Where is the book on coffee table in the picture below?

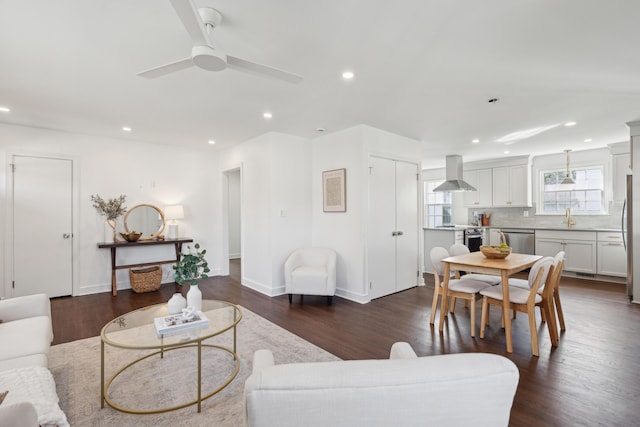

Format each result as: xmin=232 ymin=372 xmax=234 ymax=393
xmin=154 ymin=311 xmax=209 ymax=337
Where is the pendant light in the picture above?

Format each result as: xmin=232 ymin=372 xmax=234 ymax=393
xmin=561 ymin=149 xmax=575 ymax=185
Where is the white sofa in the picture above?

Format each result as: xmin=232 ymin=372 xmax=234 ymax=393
xmin=0 ymin=294 xmax=68 ymax=427
xmin=245 ymin=342 xmax=519 ymax=427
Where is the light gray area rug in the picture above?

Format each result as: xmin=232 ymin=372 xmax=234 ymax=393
xmin=49 ymin=307 xmax=340 ymax=426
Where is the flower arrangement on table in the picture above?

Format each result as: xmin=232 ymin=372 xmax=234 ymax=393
xmin=90 ymin=194 xmax=127 ymax=242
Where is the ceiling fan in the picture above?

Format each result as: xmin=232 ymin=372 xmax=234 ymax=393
xmin=137 ymin=0 xmax=303 ymax=83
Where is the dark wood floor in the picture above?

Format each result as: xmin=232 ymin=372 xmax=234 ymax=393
xmin=51 ymin=260 xmax=640 ymax=426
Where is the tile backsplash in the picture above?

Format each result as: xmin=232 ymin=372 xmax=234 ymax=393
xmin=468 ymin=201 xmax=624 ymax=230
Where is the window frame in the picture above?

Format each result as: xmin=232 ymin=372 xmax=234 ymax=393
xmin=424 ymin=180 xmax=452 ymax=227
xmin=537 ymin=163 xmax=606 ymax=215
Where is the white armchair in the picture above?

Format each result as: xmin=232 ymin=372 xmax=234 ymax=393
xmin=284 ymin=247 xmax=337 ymax=305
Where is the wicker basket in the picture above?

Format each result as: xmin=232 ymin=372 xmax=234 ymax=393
xmin=129 ymin=266 xmax=162 ymax=293
xmin=480 ymin=245 xmax=512 ymax=259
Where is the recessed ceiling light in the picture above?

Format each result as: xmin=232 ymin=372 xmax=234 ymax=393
xmin=564 ymin=121 xmax=577 ymax=127
xmin=263 ymin=112 xmax=273 ymax=119
xmin=472 ymin=139 xmax=480 ymax=144
xmin=208 ymin=140 xmax=216 ymax=145
xmin=316 ymin=127 xmax=326 ymax=133
xmin=0 ymin=106 xmax=10 ymax=113
xmin=342 ymin=71 xmax=355 ymax=80
xmin=584 ymin=138 xmax=592 ymax=142
xmin=122 ymin=126 xmax=132 ymax=132
xmin=504 ymin=150 xmax=510 ymax=154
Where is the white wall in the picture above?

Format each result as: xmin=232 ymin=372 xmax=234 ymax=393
xmin=218 ymin=132 xmax=311 ymax=296
xmin=312 ymin=125 xmax=422 ymax=303
xmin=312 ymin=126 xmax=366 ymax=300
xmin=0 ymin=123 xmax=220 ymax=297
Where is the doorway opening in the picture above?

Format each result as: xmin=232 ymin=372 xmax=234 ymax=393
xmin=222 ymin=166 xmax=242 ymax=279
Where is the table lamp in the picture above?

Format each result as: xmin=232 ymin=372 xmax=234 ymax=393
xmin=164 ymin=205 xmax=184 ymax=239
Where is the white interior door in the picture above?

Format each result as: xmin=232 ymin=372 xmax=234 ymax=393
xmin=395 ymin=160 xmax=419 ymax=291
xmin=368 ymin=157 xmax=420 ymax=299
xmin=13 ymin=156 xmax=73 ymax=297
xmin=368 ymin=157 xmax=397 ymax=299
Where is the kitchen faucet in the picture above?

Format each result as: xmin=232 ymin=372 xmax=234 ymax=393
xmin=565 ymin=207 xmax=576 ymax=228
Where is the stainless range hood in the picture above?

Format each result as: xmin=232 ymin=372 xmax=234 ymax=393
xmin=433 ymin=155 xmax=477 ymax=192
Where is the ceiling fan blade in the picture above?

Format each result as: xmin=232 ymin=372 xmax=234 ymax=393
xmin=137 ymin=57 xmax=194 ymax=79
xmin=170 ymin=0 xmax=210 ymax=46
xmin=227 ymin=55 xmax=303 ymax=84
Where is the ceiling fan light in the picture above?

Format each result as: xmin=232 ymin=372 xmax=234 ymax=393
xmin=192 ymin=45 xmax=227 ymax=71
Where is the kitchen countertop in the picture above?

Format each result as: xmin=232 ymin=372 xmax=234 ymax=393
xmin=486 ymin=226 xmax=622 ymax=233
xmin=424 ymin=226 xmax=623 ymax=233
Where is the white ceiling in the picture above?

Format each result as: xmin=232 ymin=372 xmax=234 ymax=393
xmin=1 ymin=0 xmax=639 ymax=168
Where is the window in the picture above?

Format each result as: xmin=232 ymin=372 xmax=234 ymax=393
xmin=540 ymin=166 xmax=604 ymax=214
xmin=424 ymin=181 xmax=452 ymax=227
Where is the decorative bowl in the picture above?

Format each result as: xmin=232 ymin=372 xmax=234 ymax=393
xmin=480 ymin=245 xmax=511 ymax=259
xmin=120 ymin=231 xmax=142 ymax=242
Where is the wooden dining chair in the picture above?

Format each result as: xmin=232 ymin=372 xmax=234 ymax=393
xmin=479 ymin=257 xmax=555 ymax=356
xmin=448 ymin=244 xmax=502 ymax=285
xmin=509 ymin=251 xmax=566 ymax=332
xmin=429 ymin=247 xmax=492 ymax=337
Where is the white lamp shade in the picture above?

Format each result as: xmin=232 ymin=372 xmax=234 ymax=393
xmin=164 ymin=205 xmax=184 ymax=221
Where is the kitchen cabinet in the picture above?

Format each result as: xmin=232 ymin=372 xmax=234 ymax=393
xmin=463 ymin=168 xmax=492 ymax=207
xmin=535 ymin=230 xmax=596 ymax=274
xmin=492 ymin=165 xmax=531 ymax=207
xmin=597 ymin=231 xmax=626 ymax=277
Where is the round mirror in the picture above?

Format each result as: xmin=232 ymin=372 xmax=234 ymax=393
xmin=124 ymin=204 xmax=165 ymax=240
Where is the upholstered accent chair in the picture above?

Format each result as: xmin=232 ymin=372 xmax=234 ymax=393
xmin=284 ymin=247 xmax=337 ymax=305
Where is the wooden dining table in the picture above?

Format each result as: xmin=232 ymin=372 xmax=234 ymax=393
xmin=439 ymin=251 xmax=542 ymax=353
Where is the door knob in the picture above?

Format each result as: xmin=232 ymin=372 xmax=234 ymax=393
xmin=397 ymin=231 xmax=404 ymax=236
xmin=62 ymin=233 xmax=71 ymax=239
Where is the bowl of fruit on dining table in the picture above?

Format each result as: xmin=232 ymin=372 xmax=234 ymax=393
xmin=480 ymin=243 xmax=511 ymax=259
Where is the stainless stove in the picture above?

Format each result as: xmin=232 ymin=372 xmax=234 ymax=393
xmin=464 ymin=227 xmax=485 ymax=252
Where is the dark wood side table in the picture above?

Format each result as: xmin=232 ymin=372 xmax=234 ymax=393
xmin=98 ymin=238 xmax=194 ymax=296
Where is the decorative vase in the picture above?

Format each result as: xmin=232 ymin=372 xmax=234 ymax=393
xmin=106 ymin=219 xmax=121 ymax=242
xmin=167 ymin=293 xmax=187 ymax=314
xmin=187 ymin=283 xmax=202 ymax=311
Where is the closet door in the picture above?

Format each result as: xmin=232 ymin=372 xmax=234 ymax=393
xmin=368 ymin=157 xmax=397 ymax=299
xmin=368 ymin=157 xmax=420 ymax=299
xmin=395 ymin=160 xmax=419 ymax=292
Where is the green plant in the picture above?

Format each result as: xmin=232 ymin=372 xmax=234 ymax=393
xmin=90 ymin=194 xmax=127 ymax=220
xmin=173 ymin=243 xmax=210 ymax=286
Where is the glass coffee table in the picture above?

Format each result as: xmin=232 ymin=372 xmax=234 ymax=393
xmin=100 ymin=299 xmax=242 ymax=414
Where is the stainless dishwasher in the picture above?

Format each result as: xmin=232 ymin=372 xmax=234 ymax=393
xmin=500 ymin=228 xmax=535 ymax=254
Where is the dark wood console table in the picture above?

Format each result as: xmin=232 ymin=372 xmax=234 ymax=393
xmin=98 ymin=238 xmax=193 ymax=296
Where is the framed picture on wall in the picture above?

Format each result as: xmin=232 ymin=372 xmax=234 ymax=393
xmin=323 ymin=168 xmax=346 ymax=212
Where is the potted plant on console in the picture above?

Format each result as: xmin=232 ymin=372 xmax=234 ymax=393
xmin=91 ymin=194 xmax=127 ymax=242
xmin=173 ymin=243 xmax=210 ymax=311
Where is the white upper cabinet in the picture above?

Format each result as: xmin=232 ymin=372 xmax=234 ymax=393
xmin=492 ymin=165 xmax=531 ymax=207
xmin=463 ymin=168 xmax=493 ymax=207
